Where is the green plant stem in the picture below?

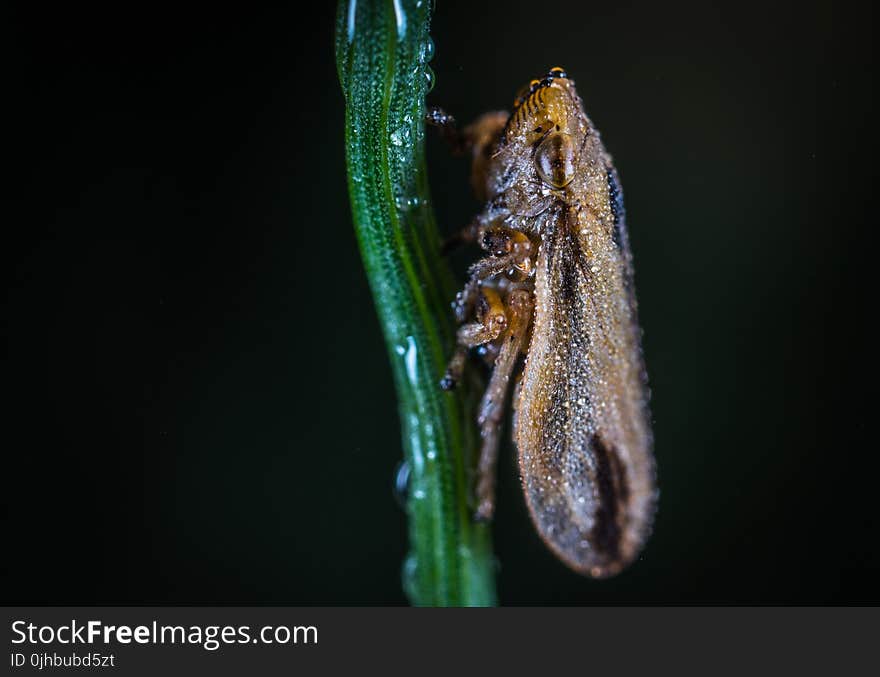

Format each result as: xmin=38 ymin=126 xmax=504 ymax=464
xmin=335 ymin=0 xmax=496 ymax=606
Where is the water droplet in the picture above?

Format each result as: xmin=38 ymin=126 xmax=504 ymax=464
xmin=402 ymin=335 xmax=419 ymax=382
xmin=346 ymin=0 xmax=358 ymax=43
xmin=402 ymin=553 xmax=420 ymax=601
xmin=390 ymin=121 xmax=412 ymax=148
xmin=392 ymin=0 xmax=407 ymax=39
xmin=425 ymin=66 xmax=435 ymax=92
xmin=393 ymin=460 xmax=410 ymax=509
xmin=395 ymin=195 xmax=426 ymax=211
xmin=424 ymin=36 xmax=435 ymax=62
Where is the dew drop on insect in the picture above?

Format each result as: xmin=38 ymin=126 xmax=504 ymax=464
xmin=423 ymin=36 xmax=435 ymax=62
xmin=425 ymin=66 xmax=435 ymax=92
xmin=393 ymin=459 xmax=410 ymax=509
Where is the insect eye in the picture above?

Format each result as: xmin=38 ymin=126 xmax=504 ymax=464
xmin=535 ymin=133 xmax=576 ymax=188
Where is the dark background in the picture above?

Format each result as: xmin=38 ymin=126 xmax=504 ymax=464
xmin=5 ymin=0 xmax=874 ymax=604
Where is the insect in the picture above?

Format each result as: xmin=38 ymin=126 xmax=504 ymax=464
xmin=429 ymin=67 xmax=656 ymax=577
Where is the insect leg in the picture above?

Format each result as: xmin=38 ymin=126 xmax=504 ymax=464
xmin=466 ymin=112 xmax=510 ymax=201
xmin=475 ymin=289 xmax=533 ymax=521
xmin=427 ymin=108 xmax=510 ymax=200
xmin=441 ymin=287 xmax=508 ymax=390
xmin=477 ymin=342 xmax=500 ymax=368
xmin=453 ymin=228 xmax=536 ymax=321
xmin=452 ymin=253 xmax=519 ymax=322
xmin=441 ymin=194 xmax=527 ymax=255
xmin=440 ymin=216 xmax=481 ymax=255
xmin=426 ymin=107 xmax=467 ymax=154
xmin=479 ymin=226 xmax=535 ymax=276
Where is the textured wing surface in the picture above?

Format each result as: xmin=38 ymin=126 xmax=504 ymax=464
xmin=514 ymin=171 xmax=655 ymax=577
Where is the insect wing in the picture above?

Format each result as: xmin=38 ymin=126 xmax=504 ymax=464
xmin=514 ymin=171 xmax=655 ymax=578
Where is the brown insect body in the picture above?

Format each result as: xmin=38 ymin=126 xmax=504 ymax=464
xmin=436 ymin=70 xmax=656 ymax=577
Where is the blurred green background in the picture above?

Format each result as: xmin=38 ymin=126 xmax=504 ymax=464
xmin=5 ymin=0 xmax=874 ymax=603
